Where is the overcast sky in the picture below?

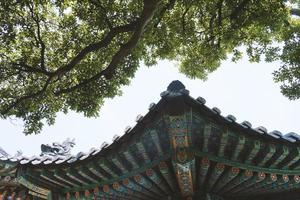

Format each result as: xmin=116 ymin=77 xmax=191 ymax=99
xmin=0 ymin=58 xmax=299 ymax=156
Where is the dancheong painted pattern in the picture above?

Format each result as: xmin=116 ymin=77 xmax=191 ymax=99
xmin=0 ymin=80 xmax=300 ymax=200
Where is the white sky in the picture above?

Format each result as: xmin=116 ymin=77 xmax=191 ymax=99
xmin=0 ymin=58 xmax=299 ymax=156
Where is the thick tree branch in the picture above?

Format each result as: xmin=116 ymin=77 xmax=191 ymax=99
xmin=181 ymin=6 xmax=190 ymax=34
xmin=55 ymin=0 xmax=161 ymax=95
xmin=0 ymin=4 xmax=139 ymax=115
xmin=154 ymin=0 xmax=176 ymax=28
xmin=0 ymin=52 xmax=50 ymax=76
xmin=1 ymin=77 xmax=52 ymax=115
xmin=53 ymin=23 xmax=136 ymax=77
xmin=28 ymin=2 xmax=46 ymax=71
xmin=11 ymin=62 xmax=52 ymax=76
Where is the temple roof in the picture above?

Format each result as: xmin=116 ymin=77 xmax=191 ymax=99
xmin=1 ymin=80 xmax=298 ymax=166
xmin=1 ymin=80 xmax=300 ymax=200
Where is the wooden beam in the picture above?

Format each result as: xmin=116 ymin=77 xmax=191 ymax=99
xmin=214 ymin=167 xmax=240 ymax=193
xmin=257 ymin=144 xmax=276 ymax=167
xmin=220 ymin=169 xmax=253 ymax=194
xmin=206 ymin=163 xmax=225 ymax=191
xmin=231 ymin=172 xmax=266 ymax=195
xmin=203 ymin=124 xmax=212 ymax=152
xmin=53 ymin=170 xmax=81 ymax=188
xmin=245 ymin=140 xmax=261 ymax=164
xmin=145 ymin=168 xmax=170 ymax=194
xmin=269 ymin=146 xmax=289 ymax=168
xmin=198 ymin=157 xmax=211 ymax=189
xmin=218 ymin=129 xmax=229 ymax=157
xmin=40 ymin=171 xmax=71 ymax=189
xmin=158 ymin=161 xmax=178 ymax=192
xmin=231 ymin=136 xmax=246 ymax=161
xmin=77 ymin=167 xmax=99 ymax=184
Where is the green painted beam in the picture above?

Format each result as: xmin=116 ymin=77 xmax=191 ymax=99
xmin=63 ymin=154 xmax=171 ymax=193
xmin=198 ymin=157 xmax=210 ymax=189
xmin=77 ymin=167 xmax=99 ymax=184
xmin=54 ymin=170 xmax=81 ymax=188
xmin=158 ymin=161 xmax=177 ymax=192
xmin=195 ymin=150 xmax=300 ymax=175
xmin=40 ymin=170 xmax=71 ymax=189
xmin=122 ymin=178 xmax=159 ymax=200
xmin=233 ymin=172 xmax=266 ymax=195
xmin=254 ymin=174 xmax=289 ymax=194
xmin=259 ymin=176 xmax=300 ymax=194
xmin=282 ymin=147 xmax=300 ymax=169
xmin=219 ymin=169 xmax=253 ymax=194
xmin=218 ymin=130 xmax=229 ymax=157
xmin=111 ymin=157 xmax=128 ymax=174
xmin=203 ymin=124 xmax=212 ymax=152
xmin=231 ymin=136 xmax=245 ymax=161
xmin=245 ymin=140 xmax=261 ymax=164
xmin=136 ymin=142 xmax=150 ymax=164
xmin=149 ymin=130 xmax=163 ymax=155
xmin=206 ymin=163 xmax=225 ymax=192
xmin=269 ymin=146 xmax=289 ymax=168
xmin=101 ymin=185 xmax=133 ymax=200
xmin=98 ymin=161 xmax=118 ymax=178
xmin=145 ymin=168 xmax=170 ymax=194
xmin=111 ymin=183 xmax=147 ymax=200
xmin=66 ymin=170 xmax=90 ymax=185
xmin=123 ymin=150 xmax=138 ymax=169
xmin=87 ymin=163 xmax=107 ymax=180
xmin=241 ymin=174 xmax=277 ymax=195
xmin=214 ymin=167 xmax=240 ymax=193
xmin=25 ymin=169 xmax=61 ymax=190
xmin=257 ymin=144 xmax=276 ymax=167
xmin=133 ymin=174 xmax=163 ymax=198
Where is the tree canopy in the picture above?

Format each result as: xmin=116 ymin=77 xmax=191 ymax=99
xmin=0 ymin=0 xmax=299 ymax=134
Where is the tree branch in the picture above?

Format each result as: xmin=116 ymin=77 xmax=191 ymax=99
xmin=28 ymin=2 xmax=46 ymax=71
xmin=10 ymin=62 xmax=52 ymax=76
xmin=55 ymin=0 xmax=161 ymax=95
xmin=154 ymin=0 xmax=176 ymax=28
xmin=0 ymin=52 xmax=50 ymax=76
xmin=1 ymin=77 xmax=52 ymax=115
xmin=53 ymin=22 xmax=136 ymax=77
xmin=181 ymin=6 xmax=190 ymax=34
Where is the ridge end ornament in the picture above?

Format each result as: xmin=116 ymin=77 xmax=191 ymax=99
xmin=40 ymin=138 xmax=75 ymax=158
xmin=161 ymin=80 xmax=190 ymax=97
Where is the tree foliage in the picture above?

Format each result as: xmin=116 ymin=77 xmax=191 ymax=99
xmin=0 ymin=0 xmax=299 ymax=134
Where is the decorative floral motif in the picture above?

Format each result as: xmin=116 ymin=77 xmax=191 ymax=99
xmin=169 ymin=115 xmax=195 ymax=197
xmin=201 ymin=157 xmax=210 ymax=166
xmin=93 ymin=187 xmax=99 ymax=195
xmin=75 ymin=191 xmax=79 ymax=199
xmin=294 ymin=175 xmax=300 ymax=183
xmin=84 ymin=190 xmax=90 ymax=197
xmin=103 ymin=185 xmax=110 ymax=193
xmin=245 ymin=170 xmax=253 ymax=177
xmin=113 ymin=182 xmax=119 ymax=190
xmin=231 ymin=167 xmax=240 ymax=175
xmin=146 ymin=169 xmax=153 ymax=177
xmin=282 ymin=174 xmax=289 ymax=183
xmin=66 ymin=192 xmax=70 ymax=200
xmin=122 ymin=178 xmax=129 ymax=186
xmin=271 ymin=174 xmax=277 ymax=181
xmin=258 ymin=172 xmax=266 ymax=180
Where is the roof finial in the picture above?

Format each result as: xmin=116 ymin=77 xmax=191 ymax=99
xmin=161 ymin=80 xmax=189 ymax=97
